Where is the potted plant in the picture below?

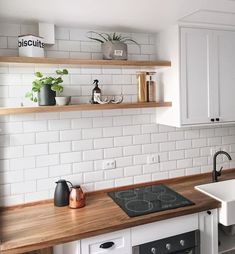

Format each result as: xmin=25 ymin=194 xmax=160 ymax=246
xmin=87 ymin=31 xmax=139 ymax=60
xmin=25 ymin=69 xmax=69 ymax=106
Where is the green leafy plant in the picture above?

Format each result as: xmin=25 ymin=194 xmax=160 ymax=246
xmin=87 ymin=31 xmax=139 ymax=45
xmin=25 ymin=69 xmax=68 ymax=102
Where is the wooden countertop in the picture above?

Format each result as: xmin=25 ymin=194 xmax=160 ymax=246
xmin=1 ymin=169 xmax=235 ymax=254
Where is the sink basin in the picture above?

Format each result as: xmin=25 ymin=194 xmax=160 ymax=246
xmin=195 ymin=179 xmax=235 ymax=226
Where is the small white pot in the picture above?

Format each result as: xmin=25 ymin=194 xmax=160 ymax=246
xmin=55 ymin=96 xmax=71 ymax=106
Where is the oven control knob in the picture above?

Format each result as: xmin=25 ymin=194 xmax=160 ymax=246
xmin=166 ymin=243 xmax=171 ymax=250
xmin=151 ymin=247 xmax=156 ymax=254
xmin=180 ymin=240 xmax=185 ymax=246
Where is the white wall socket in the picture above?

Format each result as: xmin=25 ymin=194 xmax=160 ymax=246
xmin=103 ymin=159 xmax=116 ymax=170
xmin=147 ymin=154 xmax=159 ymax=164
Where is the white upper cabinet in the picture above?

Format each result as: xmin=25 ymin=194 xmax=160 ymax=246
xmin=180 ymin=28 xmax=213 ymax=125
xmin=156 ymin=26 xmax=235 ymax=127
xmin=215 ymin=30 xmax=235 ymax=123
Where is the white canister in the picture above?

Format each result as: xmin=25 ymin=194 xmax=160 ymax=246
xmin=18 ymin=34 xmax=45 ymax=57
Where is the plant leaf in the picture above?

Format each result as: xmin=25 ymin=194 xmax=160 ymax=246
xmin=87 ymin=37 xmax=105 ymax=43
xmin=25 ymin=92 xmax=32 ymax=98
xmin=56 ymin=70 xmax=63 ymax=75
xmin=35 ymin=72 xmax=43 ymax=78
xmin=62 ymin=69 xmax=68 ymax=75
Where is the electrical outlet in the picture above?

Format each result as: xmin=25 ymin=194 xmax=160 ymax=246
xmin=102 ymin=159 xmax=116 ymax=170
xmin=147 ymin=154 xmax=159 ymax=164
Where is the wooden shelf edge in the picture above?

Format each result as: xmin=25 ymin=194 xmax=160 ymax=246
xmin=0 ymin=102 xmax=172 ymax=115
xmin=0 ymin=56 xmax=171 ymax=67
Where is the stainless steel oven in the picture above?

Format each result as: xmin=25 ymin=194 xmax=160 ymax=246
xmin=135 ymin=230 xmax=200 ymax=254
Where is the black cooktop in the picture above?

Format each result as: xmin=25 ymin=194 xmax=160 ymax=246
xmin=108 ymin=184 xmax=194 ymax=217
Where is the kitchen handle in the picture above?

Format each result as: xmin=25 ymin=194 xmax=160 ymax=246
xmin=99 ymin=241 xmax=115 ymax=249
xmin=210 ymin=118 xmax=215 ymax=122
xmin=216 ymin=118 xmax=220 ymax=122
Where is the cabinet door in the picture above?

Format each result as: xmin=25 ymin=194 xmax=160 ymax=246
xmin=53 ymin=241 xmax=80 ymax=254
xmin=214 ymin=30 xmax=235 ymax=123
xmin=81 ymin=229 xmax=131 ymax=254
xmin=180 ymin=27 xmax=215 ymax=125
xmin=199 ymin=209 xmax=218 ymax=254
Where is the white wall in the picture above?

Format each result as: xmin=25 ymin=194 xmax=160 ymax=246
xmin=0 ymin=23 xmax=235 ymax=206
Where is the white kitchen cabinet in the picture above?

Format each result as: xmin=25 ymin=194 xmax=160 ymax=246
xmin=180 ymin=28 xmax=214 ymax=125
xmin=156 ymin=25 xmax=235 ymax=127
xmin=53 ymin=240 xmax=80 ymax=254
xmin=215 ymin=30 xmax=235 ymax=123
xmin=81 ymin=229 xmax=131 ymax=254
xmin=199 ymin=209 xmax=218 ymax=254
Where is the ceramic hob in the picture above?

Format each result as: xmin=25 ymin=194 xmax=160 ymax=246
xmin=108 ymin=184 xmax=194 ymax=217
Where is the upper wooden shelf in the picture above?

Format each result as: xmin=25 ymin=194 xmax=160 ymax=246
xmin=0 ymin=56 xmax=171 ymax=68
xmin=0 ymin=102 xmax=172 ymax=115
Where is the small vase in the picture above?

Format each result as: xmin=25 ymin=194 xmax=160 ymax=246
xmin=55 ymin=96 xmax=71 ymax=106
xmin=38 ymin=84 xmax=56 ymax=106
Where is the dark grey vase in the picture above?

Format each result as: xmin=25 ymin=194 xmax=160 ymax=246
xmin=38 ymin=84 xmax=56 ymax=106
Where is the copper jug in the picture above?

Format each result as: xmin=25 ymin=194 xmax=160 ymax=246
xmin=69 ymin=185 xmax=86 ymax=209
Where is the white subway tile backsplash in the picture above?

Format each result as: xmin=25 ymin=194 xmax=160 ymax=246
xmin=36 ymin=154 xmax=59 ymax=167
xmin=73 ymin=161 xmax=93 ymax=173
xmin=83 ymin=149 xmax=103 ymax=161
xmin=72 ymin=139 xmax=93 ymax=151
xmin=84 ymin=171 xmax=103 ymax=183
xmin=49 ymin=164 xmax=72 ymax=177
xmin=10 ymin=157 xmax=35 ymax=170
xmin=123 ymin=145 xmax=141 ymax=156
xmin=49 ymin=142 xmax=71 ymax=154
xmin=95 ymin=180 xmax=114 ymax=190
xmin=105 ymin=168 xmax=123 ymax=180
xmin=134 ymin=174 xmax=151 ymax=184
xmin=0 ymin=146 xmax=23 ymax=159
xmin=24 ymin=144 xmax=48 ymax=157
xmin=133 ymin=134 xmax=150 ymax=145
xmin=114 ymin=136 xmax=132 ymax=147
xmin=11 ymin=181 xmax=36 ymax=195
xmin=23 ymin=121 xmax=47 ymax=133
xmin=2 ymin=23 xmax=235 ymax=206
xmin=60 ymin=152 xmax=81 ymax=164
xmin=82 ymin=128 xmax=102 ymax=139
xmin=94 ymin=138 xmax=113 ymax=149
xmin=72 ymin=118 xmax=93 ymax=129
xmin=103 ymin=126 xmax=122 ymax=137
xmin=177 ymin=159 xmax=192 ymax=169
xmin=115 ymin=177 xmax=133 ymax=187
xmin=24 ymin=167 xmax=48 ymax=180
xmin=104 ymin=147 xmax=122 ymax=159
xmin=36 ymin=131 xmax=59 ymax=144
xmin=60 ymin=129 xmax=81 ymax=141
xmin=124 ymin=165 xmax=142 ymax=177
xmin=10 ymin=133 xmax=35 ymax=146
xmin=48 ymin=119 xmax=70 ymax=131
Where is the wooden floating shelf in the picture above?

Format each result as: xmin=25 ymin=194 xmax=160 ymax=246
xmin=0 ymin=102 xmax=172 ymax=115
xmin=0 ymin=56 xmax=171 ymax=68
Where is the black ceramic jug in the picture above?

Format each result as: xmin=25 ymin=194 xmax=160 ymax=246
xmin=54 ymin=179 xmax=72 ymax=207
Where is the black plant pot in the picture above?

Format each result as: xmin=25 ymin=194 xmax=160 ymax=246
xmin=38 ymin=84 xmax=56 ymax=106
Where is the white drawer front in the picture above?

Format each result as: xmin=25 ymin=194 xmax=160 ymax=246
xmin=131 ymin=213 xmax=198 ymax=246
xmin=81 ymin=229 xmax=131 ymax=254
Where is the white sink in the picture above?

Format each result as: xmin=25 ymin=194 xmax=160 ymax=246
xmin=195 ymin=179 xmax=235 ymax=226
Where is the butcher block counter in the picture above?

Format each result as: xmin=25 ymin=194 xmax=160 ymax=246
xmin=1 ymin=169 xmax=235 ymax=254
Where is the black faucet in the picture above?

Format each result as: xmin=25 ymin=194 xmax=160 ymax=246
xmin=212 ymin=151 xmax=232 ymax=182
